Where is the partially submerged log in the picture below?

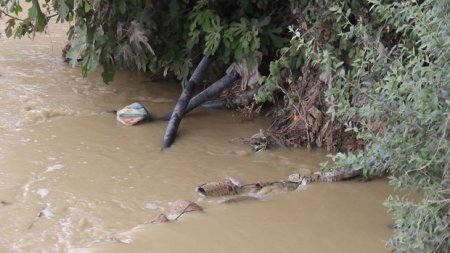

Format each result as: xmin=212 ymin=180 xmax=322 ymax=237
xmin=162 ymin=56 xmax=212 ymax=149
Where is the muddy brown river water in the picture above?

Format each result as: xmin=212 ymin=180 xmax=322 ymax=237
xmin=0 ymin=21 xmax=392 ymax=253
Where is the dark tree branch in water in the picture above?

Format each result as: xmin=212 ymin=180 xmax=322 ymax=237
xmin=162 ymin=56 xmax=212 ymax=149
xmin=158 ymin=71 xmax=240 ymax=121
xmin=184 ymin=71 xmax=239 ymax=115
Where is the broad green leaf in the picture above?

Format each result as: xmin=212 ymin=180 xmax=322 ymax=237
xmin=55 ymin=0 xmax=69 ymax=20
xmin=5 ymin=18 xmax=15 ymax=37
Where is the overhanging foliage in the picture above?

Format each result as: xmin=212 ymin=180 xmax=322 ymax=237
xmin=0 ymin=0 xmax=294 ymax=83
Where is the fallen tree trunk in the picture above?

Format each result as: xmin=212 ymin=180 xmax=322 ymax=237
xmin=162 ymin=56 xmax=212 ymax=149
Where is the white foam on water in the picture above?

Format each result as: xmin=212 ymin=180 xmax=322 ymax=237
xmin=45 ymin=164 xmax=65 ymax=173
xmin=112 ymin=235 xmax=133 ymax=244
xmin=21 ymin=183 xmax=30 ymax=198
xmin=41 ymin=203 xmax=54 ymax=218
xmin=36 ymin=188 xmax=49 ymax=198
xmin=145 ymin=202 xmax=160 ymax=210
xmin=21 ymin=179 xmax=42 ymax=198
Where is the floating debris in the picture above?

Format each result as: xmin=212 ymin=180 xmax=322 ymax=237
xmin=110 ymin=235 xmax=133 ymax=244
xmin=196 ymin=178 xmax=241 ymax=197
xmin=151 ymin=213 xmax=170 ymax=224
xmin=167 ymin=200 xmax=203 ymax=221
xmin=151 ymin=200 xmax=203 ymax=224
xmin=28 ymin=210 xmax=44 ymax=230
xmin=256 ymin=186 xmax=273 ymax=196
xmin=0 ymin=200 xmax=11 ymax=207
xmin=116 ymin=102 xmax=150 ymax=126
xmin=287 ymin=173 xmax=304 ymax=183
xmin=28 ymin=203 xmax=54 ymax=230
xmin=219 ymin=196 xmax=259 ymax=204
xmin=150 ymin=168 xmax=362 ymax=226
xmin=287 ymin=173 xmax=309 ymax=187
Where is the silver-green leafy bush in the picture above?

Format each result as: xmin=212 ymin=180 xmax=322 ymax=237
xmin=257 ymin=0 xmax=449 ymax=251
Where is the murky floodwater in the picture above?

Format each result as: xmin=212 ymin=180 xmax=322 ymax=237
xmin=0 ymin=20 xmax=392 ymax=253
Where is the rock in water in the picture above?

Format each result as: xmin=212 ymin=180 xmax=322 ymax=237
xmin=116 ymin=102 xmax=150 ymax=126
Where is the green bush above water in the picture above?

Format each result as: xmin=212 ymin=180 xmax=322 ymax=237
xmin=265 ymin=1 xmax=449 ymax=251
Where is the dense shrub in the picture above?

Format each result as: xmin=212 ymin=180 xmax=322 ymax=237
xmin=258 ymin=1 xmax=449 ymax=251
